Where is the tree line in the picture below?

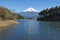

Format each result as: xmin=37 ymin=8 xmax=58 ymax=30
xmin=37 ymin=6 xmax=60 ymax=21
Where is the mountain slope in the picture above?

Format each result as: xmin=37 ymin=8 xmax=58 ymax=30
xmin=19 ymin=7 xmax=39 ymax=18
xmin=0 ymin=6 xmax=24 ymax=20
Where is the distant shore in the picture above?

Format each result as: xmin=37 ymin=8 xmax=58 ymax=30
xmin=0 ymin=20 xmax=19 ymax=27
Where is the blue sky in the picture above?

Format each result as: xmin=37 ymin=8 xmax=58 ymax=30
xmin=0 ymin=0 xmax=60 ymax=12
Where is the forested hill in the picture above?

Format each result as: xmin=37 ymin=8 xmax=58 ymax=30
xmin=37 ymin=6 xmax=60 ymax=21
xmin=0 ymin=6 xmax=24 ymax=20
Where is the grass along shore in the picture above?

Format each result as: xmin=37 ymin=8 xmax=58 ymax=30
xmin=0 ymin=20 xmax=19 ymax=27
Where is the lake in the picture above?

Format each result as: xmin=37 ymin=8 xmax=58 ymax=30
xmin=0 ymin=20 xmax=60 ymax=40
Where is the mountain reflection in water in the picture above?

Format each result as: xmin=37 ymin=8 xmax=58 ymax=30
xmin=0 ymin=20 xmax=60 ymax=40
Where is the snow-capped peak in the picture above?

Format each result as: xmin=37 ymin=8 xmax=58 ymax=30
xmin=24 ymin=7 xmax=38 ymax=12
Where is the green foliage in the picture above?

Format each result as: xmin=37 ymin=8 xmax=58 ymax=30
xmin=13 ymin=13 xmax=24 ymax=19
xmin=38 ymin=6 xmax=60 ymax=21
xmin=0 ymin=6 xmax=24 ymax=20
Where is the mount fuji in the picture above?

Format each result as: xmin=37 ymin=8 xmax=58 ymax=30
xmin=19 ymin=7 xmax=39 ymax=18
xmin=23 ymin=7 xmax=38 ymax=12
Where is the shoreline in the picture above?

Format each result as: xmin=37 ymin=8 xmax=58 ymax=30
xmin=0 ymin=20 xmax=19 ymax=27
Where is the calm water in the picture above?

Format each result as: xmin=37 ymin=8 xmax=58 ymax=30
xmin=0 ymin=20 xmax=60 ymax=40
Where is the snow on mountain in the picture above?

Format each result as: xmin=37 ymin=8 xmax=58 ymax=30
xmin=23 ymin=7 xmax=38 ymax=12
xmin=19 ymin=7 xmax=39 ymax=18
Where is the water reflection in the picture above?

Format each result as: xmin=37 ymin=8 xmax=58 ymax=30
xmin=0 ymin=25 xmax=17 ymax=40
xmin=0 ymin=20 xmax=60 ymax=40
xmin=38 ymin=21 xmax=60 ymax=40
xmin=27 ymin=20 xmax=40 ymax=40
